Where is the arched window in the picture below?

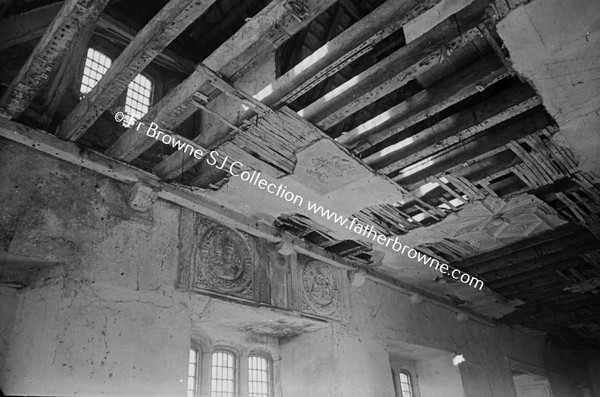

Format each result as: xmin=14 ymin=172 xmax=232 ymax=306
xmin=211 ymin=350 xmax=236 ymax=397
xmin=125 ymin=73 xmax=153 ymax=117
xmin=80 ymin=48 xmax=112 ymax=95
xmin=248 ymin=354 xmax=272 ymax=397
xmin=397 ymin=370 xmax=414 ymax=397
xmin=188 ymin=348 xmax=199 ymax=397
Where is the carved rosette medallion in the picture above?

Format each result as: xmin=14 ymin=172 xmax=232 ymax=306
xmin=193 ymin=223 xmax=254 ymax=298
xmin=302 ymin=260 xmax=340 ymax=318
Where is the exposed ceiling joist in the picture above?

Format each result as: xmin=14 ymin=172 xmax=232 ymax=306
xmin=56 ymin=0 xmax=219 ymax=141
xmin=154 ymin=0 xmax=457 ymax=182
xmin=0 ymin=0 xmax=110 ymax=119
xmin=299 ymin=23 xmax=484 ymax=130
xmin=377 ymin=95 xmax=542 ymax=176
xmin=104 ymin=0 xmax=337 ymax=164
xmin=0 ymin=2 xmax=63 ymax=51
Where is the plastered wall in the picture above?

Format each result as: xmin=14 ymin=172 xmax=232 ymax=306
xmin=497 ymin=0 xmax=600 ymax=178
xmin=0 ymin=140 xmax=596 ymax=396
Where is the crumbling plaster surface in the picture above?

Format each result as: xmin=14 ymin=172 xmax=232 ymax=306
xmin=0 ymin=141 xmax=281 ymax=396
xmin=0 ymin=141 xmax=592 ymax=396
xmin=498 ymin=0 xmax=600 ymax=177
xmin=280 ymin=276 xmax=589 ymax=397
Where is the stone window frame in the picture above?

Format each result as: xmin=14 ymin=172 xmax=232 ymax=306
xmin=75 ymin=41 xmax=163 ymax=118
xmin=247 ymin=350 xmax=273 ymax=397
xmin=189 ymin=342 xmax=274 ymax=397
xmin=394 ymin=369 xmax=415 ymax=397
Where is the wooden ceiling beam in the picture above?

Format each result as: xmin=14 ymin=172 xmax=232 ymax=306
xmin=192 ymin=0 xmax=259 ymax=61
xmin=95 ymin=13 xmax=196 ymax=75
xmin=371 ymin=85 xmax=539 ymax=173
xmin=453 ymin=224 xmax=583 ymax=269
xmin=519 ymin=310 xmax=600 ymax=330
xmin=499 ymin=279 xmax=565 ymax=299
xmin=0 ymin=3 xmax=195 ymax=75
xmin=486 ymin=250 xmax=596 ymax=290
xmin=347 ymin=66 xmax=510 ymax=154
xmin=510 ymin=293 xmax=600 ymax=317
xmin=393 ymin=109 xmax=551 ymax=186
xmin=0 ymin=2 xmax=63 ymax=51
xmin=0 ymin=0 xmax=110 ymax=119
xmin=268 ymin=0 xmax=444 ymax=108
xmin=57 ymin=0 xmax=218 ymax=142
xmin=298 ymin=20 xmax=482 ymax=130
xmin=40 ymin=22 xmax=95 ymax=126
xmin=153 ymin=0 xmax=457 ymax=181
xmin=104 ymin=0 xmax=336 ymax=165
xmin=472 ymin=231 xmax=595 ymax=275
xmin=383 ymin=96 xmax=541 ymax=175
xmin=339 ymin=54 xmax=503 ymax=150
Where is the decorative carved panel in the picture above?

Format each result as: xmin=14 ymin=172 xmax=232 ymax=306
xmin=178 ymin=216 xmax=256 ymax=300
xmin=301 ymin=259 xmax=341 ymax=319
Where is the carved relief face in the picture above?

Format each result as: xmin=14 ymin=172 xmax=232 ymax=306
xmin=194 ymin=225 xmax=253 ymax=296
xmin=209 ymin=236 xmax=243 ymax=281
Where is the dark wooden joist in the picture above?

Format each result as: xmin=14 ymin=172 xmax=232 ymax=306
xmin=104 ymin=0 xmax=336 ymax=165
xmin=498 ymin=278 xmax=566 ymax=299
xmin=0 ymin=2 xmax=195 ymax=75
xmin=472 ymin=231 xmax=596 ymax=276
xmin=510 ymin=284 xmax=576 ymax=303
xmin=370 ymin=84 xmax=539 ymax=173
xmin=339 ymin=54 xmax=504 ymax=150
xmin=380 ymin=95 xmax=542 ymax=175
xmin=0 ymin=0 xmax=110 ymax=119
xmin=299 ymin=0 xmax=498 ymax=131
xmin=518 ymin=310 xmax=600 ymax=330
xmin=485 ymin=243 xmax=599 ymax=290
xmin=152 ymin=0 xmax=448 ymax=182
xmin=192 ymin=0 xmax=260 ymax=60
xmin=452 ymin=224 xmax=583 ymax=270
xmin=298 ymin=23 xmax=484 ymax=130
xmin=393 ymin=108 xmax=551 ymax=187
xmin=349 ymin=67 xmax=511 ymax=155
xmin=95 ymin=13 xmax=196 ymax=76
xmin=0 ymin=2 xmax=63 ymax=51
xmin=270 ymin=0 xmax=445 ymax=108
xmin=0 ymin=0 xmax=16 ymax=20
xmin=57 ymin=0 xmax=218 ymax=142
xmin=510 ymin=292 xmax=600 ymax=318
xmin=40 ymin=22 xmax=95 ymax=126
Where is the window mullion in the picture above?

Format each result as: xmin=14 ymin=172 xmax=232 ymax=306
xmin=199 ymin=351 xmax=212 ymax=397
xmin=239 ymin=352 xmax=249 ymax=397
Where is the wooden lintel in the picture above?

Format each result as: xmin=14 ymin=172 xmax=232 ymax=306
xmin=0 ymin=0 xmax=111 ymax=119
xmin=57 ymin=0 xmax=218 ymax=142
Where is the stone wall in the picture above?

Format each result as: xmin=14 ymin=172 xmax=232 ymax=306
xmin=0 ymin=140 xmax=596 ymax=396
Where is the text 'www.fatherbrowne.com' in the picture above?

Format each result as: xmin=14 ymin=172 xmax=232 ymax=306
xmin=115 ymin=112 xmax=484 ymax=291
